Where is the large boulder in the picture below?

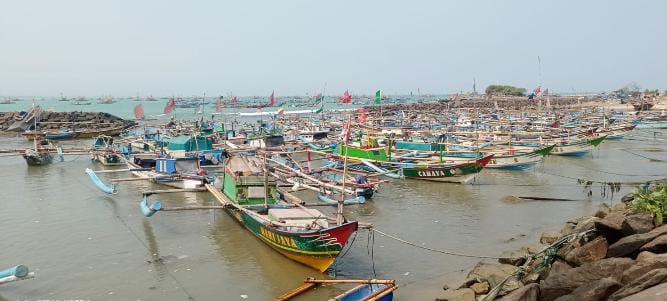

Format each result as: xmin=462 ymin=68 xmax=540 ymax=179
xmin=465 ymin=262 xmax=522 ymax=295
xmin=622 ymin=213 xmax=655 ymax=235
xmin=595 ymin=211 xmax=627 ymax=243
xmin=594 ymin=203 xmax=611 ymax=219
xmin=497 ymin=283 xmax=539 ymax=301
xmin=640 ymin=234 xmax=667 ymax=254
xmin=500 ymin=249 xmax=529 ymax=266
xmin=539 ymin=257 xmax=634 ymax=301
xmin=622 ymin=251 xmax=667 ymax=284
xmin=552 ymin=277 xmax=621 ymax=301
xmin=616 ymin=282 xmax=667 ymax=301
xmin=540 ymin=232 xmax=561 ymax=245
xmin=437 ymin=288 xmax=475 ymax=301
xmin=470 ymin=281 xmax=489 ymax=295
xmin=608 ymin=268 xmax=667 ymax=300
xmin=607 ymin=225 xmax=667 ymax=258
xmin=563 ymin=236 xmax=608 ymax=266
xmin=621 ymin=193 xmax=634 ymax=203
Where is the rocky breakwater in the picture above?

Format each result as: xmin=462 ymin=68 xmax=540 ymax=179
xmin=0 ymin=111 xmax=135 ymax=132
xmin=437 ymin=197 xmax=667 ymax=301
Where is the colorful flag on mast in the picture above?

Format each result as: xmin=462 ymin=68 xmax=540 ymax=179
xmin=374 ymin=90 xmax=382 ymax=104
xmin=268 ymin=91 xmax=275 ymax=106
xmin=134 ymin=104 xmax=145 ymax=120
xmin=356 ymin=108 xmax=366 ymax=123
xmin=341 ymin=90 xmax=351 ymax=104
xmin=163 ymin=98 xmax=176 ymax=114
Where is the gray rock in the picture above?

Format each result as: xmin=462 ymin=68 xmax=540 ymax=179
xmin=539 ymin=257 xmax=634 ymax=301
xmin=553 ymin=277 xmax=621 ymax=301
xmin=622 ymin=251 xmax=667 ymax=284
xmin=617 ymin=281 xmax=667 ymax=301
xmin=563 ymin=236 xmax=608 ymax=266
xmin=621 ymin=193 xmax=634 ymax=203
xmin=640 ymin=234 xmax=667 ymax=254
xmin=438 ymin=288 xmax=475 ymax=301
xmin=622 ymin=213 xmax=655 ymax=235
xmin=608 ymin=268 xmax=667 ymax=301
xmin=607 ymin=225 xmax=667 ymax=257
xmin=497 ymin=283 xmax=539 ymax=301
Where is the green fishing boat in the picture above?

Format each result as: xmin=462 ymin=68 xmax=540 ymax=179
xmin=208 ymin=154 xmax=358 ymax=272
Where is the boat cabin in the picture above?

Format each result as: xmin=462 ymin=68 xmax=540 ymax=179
xmin=167 ymin=135 xmax=213 ymax=156
xmin=155 ymin=157 xmax=200 ymax=174
xmin=220 ymin=155 xmax=277 ymax=206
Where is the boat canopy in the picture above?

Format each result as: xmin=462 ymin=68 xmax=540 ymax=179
xmin=167 ymin=135 xmax=213 ymax=152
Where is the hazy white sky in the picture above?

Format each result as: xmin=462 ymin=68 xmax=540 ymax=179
xmin=0 ymin=0 xmax=665 ymax=96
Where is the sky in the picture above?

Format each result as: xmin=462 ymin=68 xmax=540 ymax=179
xmin=0 ymin=0 xmax=665 ymax=97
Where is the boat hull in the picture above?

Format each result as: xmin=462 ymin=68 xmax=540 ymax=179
xmin=399 ymin=155 xmax=493 ymax=184
xmin=227 ymin=208 xmax=358 ymax=272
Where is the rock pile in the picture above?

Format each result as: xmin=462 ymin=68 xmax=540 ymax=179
xmin=0 ymin=111 xmax=135 ymax=131
xmin=437 ymin=197 xmax=667 ymax=301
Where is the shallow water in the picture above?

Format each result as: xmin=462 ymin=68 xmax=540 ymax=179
xmin=1 ymin=130 xmax=666 ymax=300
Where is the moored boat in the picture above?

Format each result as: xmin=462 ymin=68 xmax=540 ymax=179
xmin=208 ymin=154 xmax=358 ymax=272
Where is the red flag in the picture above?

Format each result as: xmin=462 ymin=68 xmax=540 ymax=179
xmin=268 ymin=91 xmax=275 ymax=106
xmin=341 ymin=90 xmax=352 ymax=104
xmin=163 ymin=98 xmax=175 ymax=114
xmin=534 ymin=86 xmax=541 ymax=96
xmin=356 ymin=108 xmax=366 ymax=123
xmin=134 ymin=104 xmax=145 ymax=120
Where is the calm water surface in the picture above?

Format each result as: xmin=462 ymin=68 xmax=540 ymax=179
xmin=1 ymin=128 xmax=666 ymax=300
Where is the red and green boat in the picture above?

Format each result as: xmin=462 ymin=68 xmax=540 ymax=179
xmin=207 ymin=154 xmax=358 ymax=272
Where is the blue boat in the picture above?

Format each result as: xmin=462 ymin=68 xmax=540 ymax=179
xmin=275 ymin=278 xmax=397 ymax=301
xmin=46 ymin=129 xmax=76 ymax=140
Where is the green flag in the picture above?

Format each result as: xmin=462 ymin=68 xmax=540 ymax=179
xmin=374 ymin=90 xmax=382 ymax=104
xmin=315 ymin=104 xmax=323 ymax=114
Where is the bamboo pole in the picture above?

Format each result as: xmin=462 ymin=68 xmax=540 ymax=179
xmin=142 ymin=188 xmax=207 ymax=195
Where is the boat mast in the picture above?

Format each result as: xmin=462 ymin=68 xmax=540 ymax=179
xmin=337 ymin=115 xmax=351 ymax=226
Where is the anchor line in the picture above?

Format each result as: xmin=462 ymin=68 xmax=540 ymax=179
xmin=368 ymin=228 xmax=501 ymax=259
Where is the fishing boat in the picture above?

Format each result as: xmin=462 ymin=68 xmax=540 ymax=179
xmin=90 ymin=135 xmax=124 ymax=166
xmin=549 ymin=136 xmax=606 ymax=156
xmin=73 ymin=97 xmax=92 ymax=105
xmin=45 ymin=129 xmax=77 ymax=140
xmin=126 ymin=155 xmax=208 ymax=189
xmin=397 ymin=155 xmax=494 ymax=183
xmin=333 ymin=144 xmax=493 ymax=183
xmin=207 ymin=154 xmax=358 ymax=272
xmin=276 ymin=278 xmax=397 ymax=301
xmin=484 ymin=145 xmax=554 ymax=170
xmin=23 ymin=136 xmax=54 ymax=166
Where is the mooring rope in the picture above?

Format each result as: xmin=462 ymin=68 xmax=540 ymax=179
xmin=619 ymin=148 xmax=667 ymax=162
xmin=369 ymin=228 xmax=501 ymax=259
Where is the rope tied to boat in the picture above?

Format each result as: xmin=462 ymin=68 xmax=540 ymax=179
xmin=369 ymin=228 xmax=502 ymax=259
